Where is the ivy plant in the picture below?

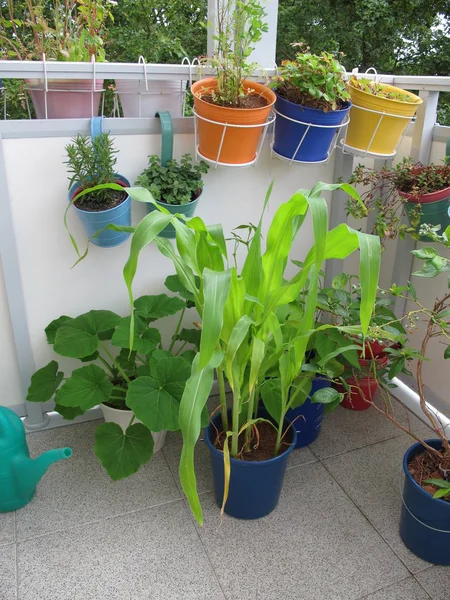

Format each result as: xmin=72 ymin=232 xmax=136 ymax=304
xmin=135 ymin=154 xmax=209 ymax=206
xmin=26 ymin=278 xmax=201 ymax=480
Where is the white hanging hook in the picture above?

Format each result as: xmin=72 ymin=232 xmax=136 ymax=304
xmin=42 ymin=53 xmax=48 ymax=119
xmin=138 ymin=56 xmax=149 ymax=92
xmin=365 ymin=67 xmax=380 ymax=84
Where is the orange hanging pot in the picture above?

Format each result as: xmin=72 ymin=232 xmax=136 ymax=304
xmin=192 ymin=78 xmax=276 ymax=166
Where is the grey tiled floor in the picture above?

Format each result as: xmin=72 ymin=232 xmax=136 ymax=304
xmin=3 ymin=398 xmax=449 ymax=600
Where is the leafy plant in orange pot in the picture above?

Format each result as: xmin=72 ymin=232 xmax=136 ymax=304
xmin=192 ymin=0 xmax=276 ymax=166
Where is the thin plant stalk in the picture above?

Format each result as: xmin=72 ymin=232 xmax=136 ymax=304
xmin=217 ymin=365 xmax=228 ymax=432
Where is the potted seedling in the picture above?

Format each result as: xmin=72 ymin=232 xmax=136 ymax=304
xmin=344 ymin=75 xmax=422 ymax=155
xmin=270 ymin=47 xmax=351 ymax=163
xmin=0 ymin=0 xmax=112 ymax=118
xmin=26 ymin=282 xmax=201 ymax=479
xmin=120 ymin=180 xmax=382 ymax=522
xmin=135 ymin=154 xmax=209 ymax=238
xmin=349 ymin=158 xmax=450 ymax=240
xmin=65 ymin=132 xmax=131 ymax=251
xmin=192 ymin=0 xmax=276 ymax=165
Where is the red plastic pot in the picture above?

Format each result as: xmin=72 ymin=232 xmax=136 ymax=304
xmin=338 ymin=354 xmax=388 ymax=411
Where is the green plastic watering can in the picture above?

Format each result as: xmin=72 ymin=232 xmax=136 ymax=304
xmin=0 ymin=406 xmax=72 ymax=512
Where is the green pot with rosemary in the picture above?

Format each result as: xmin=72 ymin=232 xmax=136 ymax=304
xmin=135 ymin=154 xmax=209 ymax=238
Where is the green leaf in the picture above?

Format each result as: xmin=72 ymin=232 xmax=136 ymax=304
xmin=27 ymin=361 xmax=64 ymax=402
xmin=148 ymin=349 xmax=173 ymax=372
xmin=116 ymin=348 xmax=137 ymax=370
xmin=53 ymin=310 xmax=121 ymax=358
xmin=80 ymin=351 xmax=100 ymax=363
xmin=54 ymin=404 xmax=85 ymax=420
xmin=444 ymin=346 xmax=450 ymax=359
xmin=177 ymin=328 xmax=201 ymax=346
xmin=56 ymin=365 xmax=113 ymax=410
xmin=125 ymin=357 xmax=191 ymax=431
xmin=411 ymin=247 xmax=438 ymax=259
xmin=199 ymin=269 xmax=232 ymax=369
xmin=94 ymin=422 xmax=154 ymax=480
xmin=181 ymin=350 xmax=197 ymax=363
xmin=134 ymin=294 xmax=185 ymax=321
xmin=45 ymin=316 xmax=72 ymax=344
xmin=434 ymin=488 xmax=450 ymax=499
xmin=353 ymin=230 xmax=381 ymax=334
xmin=260 ymin=379 xmax=282 ymax=424
xmin=424 ymin=478 xmax=450 ymax=489
xmin=413 ymin=257 xmax=449 ymax=278
xmin=310 ymin=387 xmax=342 ymax=404
xmin=124 ymin=186 xmax=158 ymax=205
xmin=111 ymin=317 xmax=161 ymax=353
xmin=164 ymin=274 xmax=195 ymax=304
xmin=332 ymin=273 xmax=349 ymax=289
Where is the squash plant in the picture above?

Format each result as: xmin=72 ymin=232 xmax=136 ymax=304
xmin=26 ymin=284 xmax=201 ymax=480
xmin=119 ymin=181 xmax=381 ymax=524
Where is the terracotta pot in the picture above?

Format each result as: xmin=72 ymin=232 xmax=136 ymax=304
xmin=192 ymin=78 xmax=276 ymax=165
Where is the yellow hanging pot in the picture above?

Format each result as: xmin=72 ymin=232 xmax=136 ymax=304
xmin=345 ymin=81 xmax=422 ymax=155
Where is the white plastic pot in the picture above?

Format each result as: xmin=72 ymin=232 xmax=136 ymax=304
xmin=115 ymin=79 xmax=186 ymax=118
xmin=100 ymin=403 xmax=167 ymax=454
xmin=27 ymin=79 xmax=104 ymax=119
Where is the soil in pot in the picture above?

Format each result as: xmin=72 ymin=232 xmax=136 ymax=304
xmin=276 ymin=84 xmax=348 ymax=112
xmin=201 ymin=93 xmax=269 ymax=109
xmin=74 ymin=187 xmax=127 ymax=212
xmin=213 ymin=420 xmax=292 ymax=461
xmin=408 ymin=447 xmax=450 ymax=502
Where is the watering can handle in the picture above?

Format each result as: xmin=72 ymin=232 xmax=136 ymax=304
xmin=156 ymin=111 xmax=173 ymax=167
xmin=90 ymin=116 xmax=104 ymax=140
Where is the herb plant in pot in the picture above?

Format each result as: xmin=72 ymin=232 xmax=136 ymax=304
xmin=348 ymin=158 xmax=450 ymax=240
xmin=65 ymin=132 xmax=131 ymax=250
xmin=26 ymin=284 xmax=200 ymax=479
xmin=121 ymin=180 xmax=382 ymax=522
xmin=344 ymin=75 xmax=422 ymax=156
xmin=270 ymin=49 xmax=351 ymax=163
xmin=192 ymin=0 xmax=276 ymax=165
xmin=0 ymin=0 xmax=112 ymax=118
xmin=135 ymin=154 xmax=209 ymax=238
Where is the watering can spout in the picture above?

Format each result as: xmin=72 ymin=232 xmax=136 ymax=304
xmin=13 ymin=448 xmax=72 ymax=493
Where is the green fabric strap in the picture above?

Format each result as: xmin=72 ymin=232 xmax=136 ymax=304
xmin=156 ymin=111 xmax=173 ymax=167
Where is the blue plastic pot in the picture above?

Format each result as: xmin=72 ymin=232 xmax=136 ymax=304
xmin=399 ymin=439 xmax=450 ymax=565
xmin=205 ymin=409 xmax=297 ymax=519
xmin=273 ymin=94 xmax=351 ymax=163
xmin=69 ymin=174 xmax=131 ymax=248
xmin=286 ymin=377 xmax=330 ymax=448
xmin=147 ymin=189 xmax=202 ymax=239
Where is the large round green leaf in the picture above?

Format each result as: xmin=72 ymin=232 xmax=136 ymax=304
xmin=45 ymin=316 xmax=72 ymax=344
xmin=56 ymin=365 xmax=113 ymax=410
xmin=111 ymin=316 xmax=161 ymax=353
xmin=94 ymin=422 xmax=154 ymax=480
xmin=54 ymin=404 xmax=85 ymax=420
xmin=126 ymin=356 xmax=190 ymax=431
xmin=134 ymin=293 xmax=185 ymax=321
xmin=26 ymin=361 xmax=63 ymax=403
xmin=53 ymin=310 xmax=121 ymax=358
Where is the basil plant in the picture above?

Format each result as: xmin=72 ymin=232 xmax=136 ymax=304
xmin=26 ymin=285 xmax=201 ymax=480
xmin=120 ymin=181 xmax=381 ymax=524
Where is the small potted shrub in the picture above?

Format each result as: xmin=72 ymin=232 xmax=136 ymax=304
xmin=192 ymin=0 xmax=276 ymax=165
xmin=26 ymin=283 xmax=201 ymax=479
xmin=349 ymin=158 xmax=450 ymax=240
xmin=0 ymin=0 xmax=112 ymax=118
xmin=135 ymin=154 xmax=209 ymax=238
xmin=65 ymin=132 xmax=131 ymax=249
xmin=345 ymin=75 xmax=422 ymax=155
xmin=120 ymin=179 xmax=382 ymax=522
xmin=270 ymin=48 xmax=351 ymax=163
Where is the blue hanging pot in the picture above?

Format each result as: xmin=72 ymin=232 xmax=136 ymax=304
xmin=273 ymin=94 xmax=351 ymax=163
xmin=69 ymin=174 xmax=131 ymax=248
xmin=286 ymin=376 xmax=330 ymax=448
xmin=399 ymin=439 xmax=450 ymax=565
xmin=146 ymin=189 xmax=202 ymax=239
xmin=205 ymin=409 xmax=296 ymax=520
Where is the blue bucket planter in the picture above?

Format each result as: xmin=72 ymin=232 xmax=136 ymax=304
xmin=147 ymin=189 xmax=202 ymax=239
xmin=69 ymin=174 xmax=131 ymax=248
xmin=286 ymin=377 xmax=330 ymax=448
xmin=205 ymin=409 xmax=297 ymax=520
xmin=273 ymin=94 xmax=351 ymax=163
xmin=399 ymin=439 xmax=450 ymax=565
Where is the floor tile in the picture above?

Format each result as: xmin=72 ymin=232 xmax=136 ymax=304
xmin=310 ymin=397 xmax=430 ymax=459
xmin=0 ymin=513 xmax=15 ymax=546
xmin=323 ymin=435 xmax=433 ymax=573
xmin=359 ymin=577 xmax=431 ymax=599
xmin=17 ymin=421 xmax=181 ymax=541
xmin=192 ymin=462 xmax=408 ymax=600
xmin=0 ymin=544 xmax=16 ymax=600
xmin=287 ymin=444 xmax=318 ymax=468
xmin=17 ymin=501 xmax=225 ymax=600
xmin=416 ymin=566 xmax=450 ymax=600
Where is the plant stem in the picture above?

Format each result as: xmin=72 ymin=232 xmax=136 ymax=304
xmin=127 ymin=414 xmax=135 ymax=428
xmin=175 ymin=341 xmax=188 ymax=356
xmin=98 ymin=355 xmax=115 ymax=377
xmin=231 ymin=388 xmax=240 ymax=457
xmin=169 ymin=306 xmax=186 ymax=353
xmin=245 ymin=387 xmax=256 ymax=445
xmin=100 ymin=344 xmax=132 ymax=385
xmin=217 ymin=366 xmax=228 ymax=432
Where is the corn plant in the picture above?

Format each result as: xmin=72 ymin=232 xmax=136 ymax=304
xmin=118 ymin=181 xmax=381 ymax=523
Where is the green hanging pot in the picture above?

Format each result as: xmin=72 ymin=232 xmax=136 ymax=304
xmin=146 ymin=189 xmax=203 ymax=239
xmin=400 ymin=186 xmax=450 ymax=239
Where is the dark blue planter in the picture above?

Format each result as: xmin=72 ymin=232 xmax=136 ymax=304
xmin=146 ymin=189 xmax=202 ymax=239
xmin=286 ymin=377 xmax=330 ymax=448
xmin=205 ymin=410 xmax=297 ymax=519
xmin=273 ymin=94 xmax=351 ymax=163
xmin=399 ymin=439 xmax=450 ymax=565
xmin=69 ymin=174 xmax=131 ymax=248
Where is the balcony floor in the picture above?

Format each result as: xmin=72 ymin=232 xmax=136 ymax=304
xmin=1 ymin=398 xmax=448 ymax=600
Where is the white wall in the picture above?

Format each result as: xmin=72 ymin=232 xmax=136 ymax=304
xmin=0 ymin=132 xmax=335 ymax=412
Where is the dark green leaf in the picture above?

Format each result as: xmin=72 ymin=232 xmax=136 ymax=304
xmin=134 ymin=293 xmax=185 ymax=321
xmin=45 ymin=316 xmax=72 ymax=344
xmin=177 ymin=328 xmax=201 ymax=347
xmin=56 ymin=365 xmax=113 ymax=410
xmin=444 ymin=346 xmax=450 ymax=359
xmin=164 ymin=274 xmax=195 ymax=304
xmin=27 ymin=361 xmax=64 ymax=402
xmin=54 ymin=404 xmax=85 ymax=420
xmin=310 ymin=387 xmax=342 ymax=404
xmin=80 ymin=351 xmax=100 ymax=363
xmin=94 ymin=422 xmax=154 ymax=480
xmin=260 ymin=379 xmax=282 ymax=424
